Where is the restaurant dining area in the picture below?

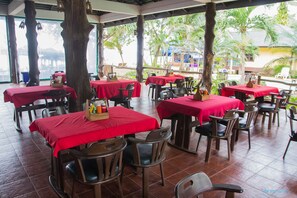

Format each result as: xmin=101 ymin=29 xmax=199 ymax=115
xmin=1 ymin=76 xmax=297 ymax=198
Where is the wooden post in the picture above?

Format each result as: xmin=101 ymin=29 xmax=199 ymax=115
xmin=24 ymin=0 xmax=40 ymax=86
xmin=7 ymin=16 xmax=20 ymax=84
xmin=98 ymin=23 xmax=104 ymax=78
xmin=136 ymin=15 xmax=144 ymax=82
xmin=61 ymin=0 xmax=94 ymax=111
xmin=203 ymin=3 xmax=216 ymax=93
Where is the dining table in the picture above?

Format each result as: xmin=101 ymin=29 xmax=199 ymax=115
xmin=90 ymin=79 xmax=141 ymax=99
xmin=145 ymin=75 xmax=185 ymax=100
xmin=221 ymin=85 xmax=279 ymax=102
xmin=3 ymin=85 xmax=77 ymax=132
xmin=157 ymin=95 xmax=245 ymax=153
xmin=29 ymin=106 xmax=159 ymax=197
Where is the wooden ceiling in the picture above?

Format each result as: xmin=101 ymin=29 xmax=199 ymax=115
xmin=0 ymin=0 xmax=293 ymax=27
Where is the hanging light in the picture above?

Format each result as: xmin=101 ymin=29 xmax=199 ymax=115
xmin=57 ymin=0 xmax=64 ymax=12
xmin=19 ymin=21 xmax=25 ymax=29
xmin=36 ymin=22 xmax=42 ymax=30
xmin=86 ymin=0 xmax=92 ymax=14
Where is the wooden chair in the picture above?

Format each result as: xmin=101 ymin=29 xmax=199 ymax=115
xmin=283 ymin=106 xmax=297 ymax=159
xmin=234 ymin=104 xmax=258 ymax=149
xmin=110 ymin=83 xmax=135 ymax=109
xmin=66 ymin=138 xmax=127 ymax=198
xmin=175 ymin=172 xmax=243 ymax=198
xmin=184 ymin=76 xmax=194 ymax=94
xmin=278 ymin=89 xmax=292 ymax=122
xmin=195 ymin=111 xmax=239 ymax=162
xmin=122 ymin=127 xmax=172 ymax=198
xmin=255 ymin=96 xmax=286 ymax=129
xmin=42 ymin=89 xmax=70 ymax=118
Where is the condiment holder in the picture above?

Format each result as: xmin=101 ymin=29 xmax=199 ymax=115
xmin=85 ymin=99 xmax=109 ymax=121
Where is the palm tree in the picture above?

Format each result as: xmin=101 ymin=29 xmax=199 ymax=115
xmin=104 ymin=24 xmax=135 ymax=65
xmin=223 ymin=6 xmax=277 ymax=82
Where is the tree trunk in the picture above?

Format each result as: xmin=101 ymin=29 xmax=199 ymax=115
xmin=203 ymin=3 xmax=216 ymax=93
xmin=98 ymin=23 xmax=104 ymax=78
xmin=7 ymin=16 xmax=20 ymax=84
xmin=61 ymin=0 xmax=94 ymax=111
xmin=24 ymin=0 xmax=40 ymax=86
xmin=136 ymin=15 xmax=144 ymax=82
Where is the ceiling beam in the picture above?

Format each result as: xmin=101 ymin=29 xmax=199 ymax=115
xmin=100 ymin=12 xmax=135 ymax=23
xmin=8 ymin=0 xmax=25 ymax=15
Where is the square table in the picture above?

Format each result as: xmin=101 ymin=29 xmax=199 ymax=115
xmin=221 ymin=85 xmax=279 ymax=102
xmin=157 ymin=95 xmax=244 ymax=153
xmin=4 ymin=85 xmax=77 ymax=132
xmin=90 ymin=79 xmax=141 ymax=99
xmin=145 ymin=75 xmax=185 ymax=100
xmin=29 ymin=106 xmax=159 ymax=197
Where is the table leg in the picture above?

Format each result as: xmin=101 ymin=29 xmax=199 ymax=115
xmin=14 ymin=108 xmax=22 ymax=133
xmin=168 ymin=114 xmax=197 ymax=154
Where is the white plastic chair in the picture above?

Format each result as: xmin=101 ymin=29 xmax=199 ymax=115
xmin=275 ymin=67 xmax=290 ymax=79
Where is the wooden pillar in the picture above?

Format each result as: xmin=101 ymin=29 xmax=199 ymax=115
xmin=24 ymin=0 xmax=40 ymax=86
xmin=98 ymin=23 xmax=104 ymax=78
xmin=61 ymin=0 xmax=94 ymax=111
xmin=136 ymin=15 xmax=144 ymax=82
xmin=203 ymin=3 xmax=216 ymax=93
xmin=7 ymin=16 xmax=20 ymax=84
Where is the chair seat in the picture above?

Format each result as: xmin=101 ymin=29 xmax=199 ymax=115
xmin=195 ymin=123 xmax=226 ymax=137
xmin=66 ymin=159 xmax=99 ymax=182
xmin=258 ymin=103 xmax=275 ymax=111
xmin=124 ymin=144 xmax=153 ymax=165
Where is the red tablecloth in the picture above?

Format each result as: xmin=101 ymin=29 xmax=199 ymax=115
xmin=30 ymin=106 xmax=159 ymax=157
xmin=157 ymin=95 xmax=244 ymax=125
xmin=90 ymin=80 xmax=141 ymax=99
xmin=4 ymin=85 xmax=77 ymax=108
xmin=52 ymin=72 xmax=66 ymax=84
xmin=145 ymin=75 xmax=185 ymax=86
xmin=221 ymin=85 xmax=279 ymax=98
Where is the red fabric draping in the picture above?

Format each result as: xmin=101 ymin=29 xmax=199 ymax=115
xmin=30 ymin=106 xmax=159 ymax=157
xmin=157 ymin=95 xmax=245 ymax=125
xmin=221 ymin=85 xmax=279 ymax=98
xmin=90 ymin=80 xmax=141 ymax=99
xmin=52 ymin=73 xmax=66 ymax=84
xmin=145 ymin=75 xmax=185 ymax=86
xmin=3 ymin=85 xmax=77 ymax=108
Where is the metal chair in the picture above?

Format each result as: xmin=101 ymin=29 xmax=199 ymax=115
xmin=122 ymin=127 xmax=171 ymax=198
xmin=147 ymin=73 xmax=156 ymax=99
xmin=66 ymin=138 xmax=127 ymax=198
xmin=42 ymin=89 xmax=70 ymax=118
xmin=110 ymin=83 xmax=135 ymax=109
xmin=283 ymin=106 xmax=297 ymax=159
xmin=175 ymin=172 xmax=243 ymax=198
xmin=195 ymin=111 xmax=239 ymax=162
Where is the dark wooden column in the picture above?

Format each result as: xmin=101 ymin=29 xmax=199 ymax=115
xmin=203 ymin=3 xmax=216 ymax=93
xmin=24 ymin=0 xmax=40 ymax=86
xmin=61 ymin=0 xmax=94 ymax=111
xmin=98 ymin=23 xmax=104 ymax=78
xmin=7 ymin=16 xmax=20 ymax=84
xmin=136 ymin=15 xmax=144 ymax=82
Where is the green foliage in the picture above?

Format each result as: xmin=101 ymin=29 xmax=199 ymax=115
xmin=123 ymin=71 xmax=137 ymax=79
xmin=287 ymin=95 xmax=297 ymax=109
xmin=276 ymin=2 xmax=289 ymax=25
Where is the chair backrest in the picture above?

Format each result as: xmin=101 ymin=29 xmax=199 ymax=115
xmin=159 ymin=90 xmax=175 ymax=100
xmin=231 ymin=81 xmax=237 ymax=86
xmin=43 ymin=89 xmax=69 ymax=108
xmin=125 ymin=83 xmax=135 ymax=99
xmin=279 ymin=89 xmax=292 ymax=105
xmin=218 ymin=83 xmax=226 ymax=95
xmin=131 ymin=127 xmax=172 ymax=167
xmin=211 ymin=111 xmax=239 ymax=138
xmin=175 ymin=79 xmax=185 ymax=88
xmin=175 ymin=172 xmax=213 ymax=198
xmin=69 ymin=138 xmax=127 ymax=184
xmin=244 ymin=105 xmax=258 ymax=128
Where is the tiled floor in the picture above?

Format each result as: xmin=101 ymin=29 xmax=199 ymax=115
xmin=0 ymin=82 xmax=297 ymax=198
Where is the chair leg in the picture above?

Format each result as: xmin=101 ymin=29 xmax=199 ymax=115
xmin=196 ymin=134 xmax=202 ymax=152
xmin=227 ymin=138 xmax=231 ymax=161
xmin=205 ymin=137 xmax=212 ymax=162
xmin=117 ymin=177 xmax=124 ymax=198
xmin=215 ymin=139 xmax=220 ymax=150
xmin=247 ymin=129 xmax=251 ymax=149
xmin=160 ymin=163 xmax=165 ymax=186
xmin=277 ymin=112 xmax=280 ymax=127
xmin=71 ymin=179 xmax=75 ymax=198
xmin=268 ymin=112 xmax=272 ymax=129
xmin=283 ymin=139 xmax=291 ymax=159
xmin=285 ymin=109 xmax=288 ymax=122
xmin=143 ymin=167 xmax=149 ymax=198
xmin=94 ymin=184 xmax=101 ymax=198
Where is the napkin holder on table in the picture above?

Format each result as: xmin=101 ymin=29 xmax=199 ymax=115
xmin=85 ymin=99 xmax=109 ymax=121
